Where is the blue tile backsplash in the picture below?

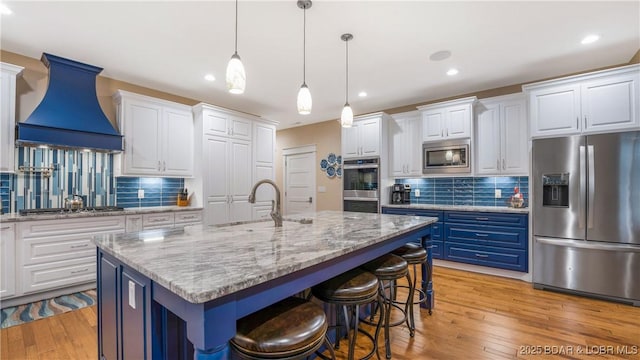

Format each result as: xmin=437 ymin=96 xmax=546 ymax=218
xmin=396 ymin=176 xmax=529 ymax=207
xmin=115 ymin=177 xmax=184 ymax=208
xmin=0 ymin=146 xmax=185 ymax=213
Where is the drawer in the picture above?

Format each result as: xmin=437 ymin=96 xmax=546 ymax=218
xmin=126 ymin=215 xmax=143 ymax=233
xmin=174 ymin=211 xmax=203 ymax=225
xmin=431 ymin=222 xmax=443 ymax=241
xmin=444 ymin=211 xmax=527 ymax=227
xmin=142 ymin=213 xmax=174 ymax=229
xmin=21 ymin=256 xmax=96 ymax=294
xmin=444 ymin=242 xmax=527 ymax=272
xmin=19 ymin=216 xmax=126 ymax=237
xmin=382 ymin=207 xmax=443 ymax=221
xmin=444 ymin=223 xmax=527 ymax=249
xmin=431 ymin=240 xmax=444 ymax=259
xmin=22 ymin=234 xmax=98 ymax=265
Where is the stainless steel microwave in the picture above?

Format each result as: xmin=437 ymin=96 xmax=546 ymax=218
xmin=422 ymin=139 xmax=471 ymax=174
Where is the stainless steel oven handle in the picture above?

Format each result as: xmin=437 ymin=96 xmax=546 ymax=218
xmin=343 ymin=197 xmax=379 ymax=202
xmin=579 ymin=145 xmax=586 ymax=229
xmin=343 ymin=164 xmax=379 ymax=169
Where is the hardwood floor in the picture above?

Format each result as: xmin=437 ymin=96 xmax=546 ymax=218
xmin=2 ymin=267 xmax=639 ymax=359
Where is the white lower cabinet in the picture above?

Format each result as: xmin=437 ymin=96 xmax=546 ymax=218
xmin=18 ymin=216 xmax=125 ymax=295
xmin=126 ymin=210 xmax=203 ymax=232
xmin=0 ymin=223 xmax=16 ymax=298
xmin=174 ymin=210 xmax=203 ymax=226
xmin=142 ymin=212 xmax=175 ymax=230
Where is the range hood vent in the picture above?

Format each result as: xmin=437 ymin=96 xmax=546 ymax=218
xmin=16 ymin=53 xmax=123 ymax=152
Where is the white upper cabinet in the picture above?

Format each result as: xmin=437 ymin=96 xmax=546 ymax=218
xmin=0 ymin=62 xmax=23 ymax=173
xmin=203 ymin=110 xmax=252 ymax=140
xmin=475 ymin=94 xmax=528 ymax=176
xmin=113 ymin=90 xmax=194 ymax=177
xmin=342 ymin=112 xmax=389 ymax=159
xmin=525 ymin=64 xmax=639 ymax=138
xmin=389 ymin=111 xmax=422 ymax=177
xmin=418 ymin=97 xmax=476 ymax=142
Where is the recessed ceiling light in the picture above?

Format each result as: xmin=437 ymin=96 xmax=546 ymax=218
xmin=358 ymin=91 xmax=367 ymax=97
xmin=204 ymin=74 xmax=216 ymax=82
xmin=581 ymin=34 xmax=600 ymax=45
xmin=446 ymin=68 xmax=459 ymax=76
xmin=429 ymin=50 xmax=451 ymax=61
xmin=0 ymin=3 xmax=12 ymax=15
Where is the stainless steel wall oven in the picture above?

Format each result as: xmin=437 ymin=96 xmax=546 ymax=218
xmin=343 ymin=157 xmax=380 ymax=213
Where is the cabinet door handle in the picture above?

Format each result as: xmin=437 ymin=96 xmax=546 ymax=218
xmin=475 ymin=254 xmax=489 ymax=258
xmin=70 ymin=244 xmax=89 ymax=248
xmin=71 ymin=268 xmax=89 ymax=274
xmin=446 ymin=128 xmax=449 ymax=136
xmin=475 ymin=217 xmax=489 ymax=221
xmin=230 ymin=196 xmax=234 ymax=203
xmin=576 ymin=116 xmax=579 ymax=129
xmin=584 ymin=116 xmax=587 ymax=129
xmin=475 ymin=233 xmax=489 ymax=237
xmin=502 ymin=159 xmax=505 ymax=170
xmin=441 ymin=129 xmax=444 ymax=137
xmin=497 ymin=159 xmax=500 ymax=170
xmin=163 ymin=161 xmax=166 ymax=171
xmin=157 ymin=161 xmax=161 ymax=171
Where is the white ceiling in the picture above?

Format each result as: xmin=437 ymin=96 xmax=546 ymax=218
xmin=1 ymin=1 xmax=639 ymax=129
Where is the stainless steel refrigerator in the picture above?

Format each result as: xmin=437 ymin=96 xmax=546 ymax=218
xmin=532 ymin=131 xmax=640 ymax=306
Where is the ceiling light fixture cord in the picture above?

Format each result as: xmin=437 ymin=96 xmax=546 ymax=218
xmin=234 ymin=0 xmax=238 ymax=53
xmin=345 ymin=36 xmax=349 ymax=105
xmin=303 ymin=6 xmax=306 ymax=84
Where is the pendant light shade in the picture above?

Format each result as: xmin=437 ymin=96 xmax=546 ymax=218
xmin=340 ymin=33 xmax=354 ymax=128
xmin=341 ymin=103 xmax=353 ymax=128
xmin=226 ymin=0 xmax=245 ymax=94
xmin=297 ymin=0 xmax=312 ymax=115
xmin=226 ymin=52 xmax=246 ymax=94
xmin=297 ymin=83 xmax=312 ymax=115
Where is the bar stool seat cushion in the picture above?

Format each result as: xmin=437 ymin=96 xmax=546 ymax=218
xmin=362 ymin=254 xmax=408 ymax=280
xmin=231 ymin=297 xmax=328 ymax=358
xmin=392 ymin=243 xmax=427 ymax=264
xmin=312 ymin=268 xmax=379 ymax=303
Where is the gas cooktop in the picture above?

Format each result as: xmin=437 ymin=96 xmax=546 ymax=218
xmin=19 ymin=206 xmax=125 ymax=216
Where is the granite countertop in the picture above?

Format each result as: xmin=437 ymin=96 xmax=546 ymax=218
xmin=383 ymin=203 xmax=529 ymax=214
xmin=92 ymin=210 xmax=437 ymax=304
xmin=0 ymin=206 xmax=203 ymax=223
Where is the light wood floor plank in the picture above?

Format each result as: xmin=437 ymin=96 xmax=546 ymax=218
xmin=1 ymin=266 xmax=639 ymax=359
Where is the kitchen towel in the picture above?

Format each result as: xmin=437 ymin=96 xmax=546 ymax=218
xmin=0 ymin=289 xmax=96 ymax=329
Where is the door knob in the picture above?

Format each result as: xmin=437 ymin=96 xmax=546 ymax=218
xmin=308 ymin=197 xmax=313 ymax=203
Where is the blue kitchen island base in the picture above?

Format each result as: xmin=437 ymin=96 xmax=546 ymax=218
xmin=94 ymin=212 xmax=436 ymax=359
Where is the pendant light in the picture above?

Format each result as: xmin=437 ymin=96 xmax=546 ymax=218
xmin=296 ymin=1 xmax=312 ymax=115
xmin=340 ymin=33 xmax=354 ymax=128
xmin=226 ymin=0 xmax=246 ymax=94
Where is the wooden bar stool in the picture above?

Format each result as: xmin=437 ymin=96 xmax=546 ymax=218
xmin=362 ymin=254 xmax=409 ymax=359
xmin=230 ymin=297 xmax=336 ymax=360
xmin=392 ymin=242 xmax=428 ymax=337
xmin=312 ymin=268 xmax=383 ymax=360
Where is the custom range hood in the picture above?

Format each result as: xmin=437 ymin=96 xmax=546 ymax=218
xmin=16 ymin=53 xmax=123 ymax=152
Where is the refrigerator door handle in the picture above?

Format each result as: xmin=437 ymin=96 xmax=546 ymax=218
xmin=587 ymin=145 xmax=595 ymax=229
xmin=579 ymin=145 xmax=586 ymax=229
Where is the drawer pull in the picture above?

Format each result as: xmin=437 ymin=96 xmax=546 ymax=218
xmin=475 ymin=233 xmax=488 ymax=237
xmin=182 ymin=215 xmax=197 ymax=219
xmin=70 ymin=244 xmax=89 ymax=249
xmin=149 ymin=218 xmax=169 ymax=223
xmin=1 ymin=226 xmax=11 ymax=230
xmin=475 ymin=217 xmax=489 ymax=221
xmin=405 ymin=213 xmax=416 ymax=216
xmin=71 ymin=268 xmax=89 ymax=274
xmin=475 ymin=254 xmax=489 ymax=258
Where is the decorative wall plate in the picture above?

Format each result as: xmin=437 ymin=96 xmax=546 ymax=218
xmin=327 ymin=153 xmax=337 ymax=165
xmin=326 ymin=165 xmax=336 ymax=178
xmin=320 ymin=159 xmax=328 ymax=171
xmin=336 ymin=166 xmax=342 ymax=178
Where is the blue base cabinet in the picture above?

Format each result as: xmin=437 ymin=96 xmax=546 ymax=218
xmin=381 ymin=208 xmax=444 ymax=259
xmin=382 ymin=207 xmax=529 ymax=272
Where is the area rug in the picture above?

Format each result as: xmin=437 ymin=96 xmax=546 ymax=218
xmin=1 ymin=289 xmax=96 ymax=329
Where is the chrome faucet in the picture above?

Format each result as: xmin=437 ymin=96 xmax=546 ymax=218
xmin=248 ymin=179 xmax=283 ymax=227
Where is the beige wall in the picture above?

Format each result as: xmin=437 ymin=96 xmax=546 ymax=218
xmin=1 ymin=50 xmax=199 ymax=130
xmin=276 ymin=120 xmax=343 ymax=211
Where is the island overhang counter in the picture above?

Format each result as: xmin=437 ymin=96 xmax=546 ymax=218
xmin=93 ymin=210 xmax=437 ymax=360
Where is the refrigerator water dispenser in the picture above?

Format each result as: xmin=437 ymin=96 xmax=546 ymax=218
xmin=542 ymin=173 xmax=569 ymax=207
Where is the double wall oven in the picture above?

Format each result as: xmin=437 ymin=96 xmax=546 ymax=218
xmin=343 ymin=158 xmax=380 ymax=213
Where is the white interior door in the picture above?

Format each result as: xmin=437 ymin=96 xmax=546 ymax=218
xmin=284 ymin=147 xmax=316 ymax=215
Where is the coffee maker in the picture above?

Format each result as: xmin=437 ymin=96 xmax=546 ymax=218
xmin=391 ymin=184 xmax=411 ymax=204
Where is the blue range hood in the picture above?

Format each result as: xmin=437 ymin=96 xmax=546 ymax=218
xmin=16 ymin=53 xmax=123 ymax=152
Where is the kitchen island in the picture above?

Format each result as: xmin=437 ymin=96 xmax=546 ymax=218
xmin=93 ymin=210 xmax=437 ymax=359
